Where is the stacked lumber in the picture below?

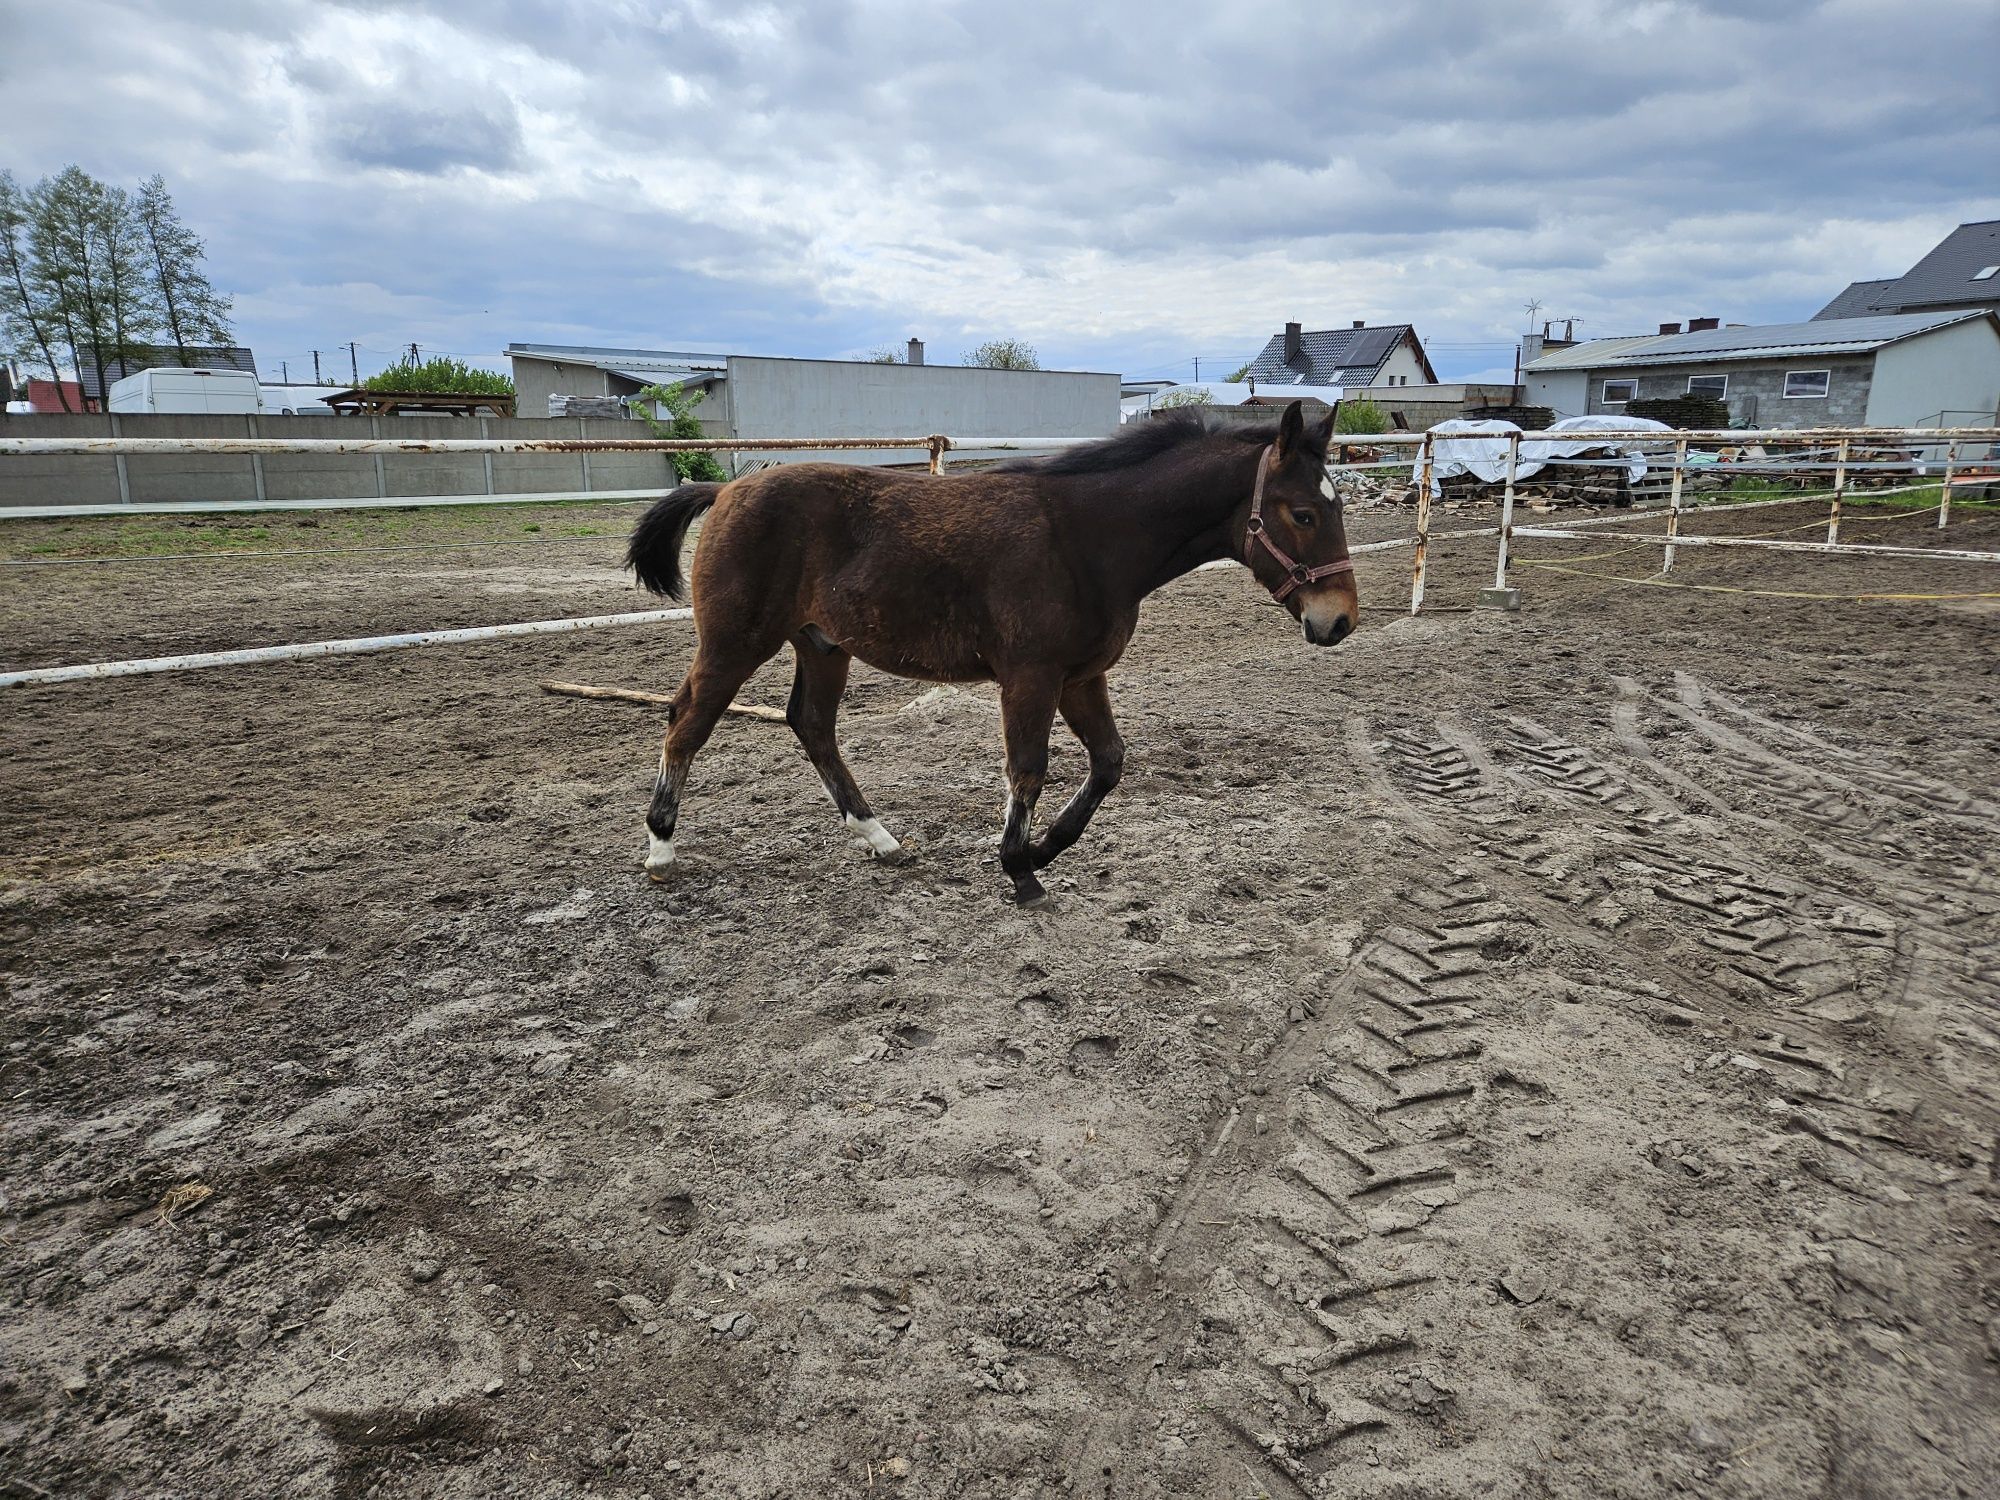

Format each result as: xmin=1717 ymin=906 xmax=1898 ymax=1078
xmin=547 ymin=394 xmax=631 ymax=419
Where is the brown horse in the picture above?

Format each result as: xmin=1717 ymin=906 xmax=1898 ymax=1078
xmin=625 ymin=399 xmax=1358 ymax=903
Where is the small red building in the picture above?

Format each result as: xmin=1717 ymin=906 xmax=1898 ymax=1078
xmin=24 ymin=378 xmax=92 ymax=413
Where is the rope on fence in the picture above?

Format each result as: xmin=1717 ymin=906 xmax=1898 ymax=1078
xmin=1513 ymin=560 xmax=2000 ymax=604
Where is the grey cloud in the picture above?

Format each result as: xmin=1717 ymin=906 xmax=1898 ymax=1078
xmin=324 ymin=102 xmax=524 ymax=175
xmin=5 ymin=0 xmax=1995 ymax=381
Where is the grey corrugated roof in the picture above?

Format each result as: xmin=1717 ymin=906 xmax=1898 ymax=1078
xmin=1243 ymin=323 xmax=1427 ymax=386
xmin=1810 ymin=279 xmax=1897 ymax=321
xmin=81 ymin=345 xmax=257 ymax=399
xmin=508 ymin=341 xmax=728 ymax=371
xmin=603 ymin=367 xmax=720 ymax=388
xmin=1522 ymin=334 xmax=1672 ymax=371
xmin=1531 ymin=312 xmax=1992 ymax=371
xmin=1869 ymin=219 xmax=2000 ymax=310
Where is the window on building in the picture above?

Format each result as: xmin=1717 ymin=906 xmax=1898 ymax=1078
xmin=1974 ymin=265 xmax=1999 ymax=281
xmin=1783 ymin=370 xmax=1831 ymax=399
xmin=1602 ymin=379 xmax=1638 ymax=404
xmin=1686 ymin=374 xmax=1728 ymax=399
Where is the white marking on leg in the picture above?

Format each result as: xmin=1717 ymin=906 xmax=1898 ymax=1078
xmin=643 ymin=829 xmax=677 ymax=873
xmin=844 ymin=814 xmax=901 ymax=856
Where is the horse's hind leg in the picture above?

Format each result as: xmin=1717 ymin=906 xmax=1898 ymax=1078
xmin=643 ymin=641 xmax=767 ymax=878
xmin=785 ymin=637 xmax=901 ymax=858
xmin=1029 ymin=674 xmax=1125 ymax=872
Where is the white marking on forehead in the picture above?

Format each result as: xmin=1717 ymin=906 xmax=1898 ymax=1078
xmin=845 ymin=814 xmax=901 ymax=857
xmin=1319 ymin=471 xmax=1338 ymax=500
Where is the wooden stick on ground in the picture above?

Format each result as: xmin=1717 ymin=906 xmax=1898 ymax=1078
xmin=539 ymin=679 xmax=788 ymax=722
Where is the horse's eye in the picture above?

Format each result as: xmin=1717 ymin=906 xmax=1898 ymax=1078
xmin=1290 ymin=508 xmax=1316 ymax=527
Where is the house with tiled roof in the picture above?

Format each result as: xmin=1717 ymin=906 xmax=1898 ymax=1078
xmin=1522 ymin=310 xmax=2000 ymax=428
xmin=1242 ymin=320 xmax=1436 ymax=390
xmin=1811 ymin=221 xmax=2000 ymax=321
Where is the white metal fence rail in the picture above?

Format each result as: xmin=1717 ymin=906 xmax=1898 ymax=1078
xmin=2 ymin=424 xmax=1995 ymax=689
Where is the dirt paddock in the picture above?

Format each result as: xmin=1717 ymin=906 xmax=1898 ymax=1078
xmin=3 ymin=498 xmax=1999 ymax=1499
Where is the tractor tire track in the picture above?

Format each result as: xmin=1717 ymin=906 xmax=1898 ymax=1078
xmin=1072 ymin=878 xmax=1528 ymax=1497
xmin=1357 ymin=708 xmax=1989 ymax=1196
xmin=1613 ymin=675 xmax=2000 ymax=1114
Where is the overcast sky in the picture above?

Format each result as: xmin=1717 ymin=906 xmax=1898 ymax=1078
xmin=6 ymin=0 xmax=1997 ymax=385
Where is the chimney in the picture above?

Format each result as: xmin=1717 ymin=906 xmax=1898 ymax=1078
xmin=906 ymin=337 xmax=924 ymax=365
xmin=1352 ymin=319 xmax=1365 ymax=329
xmin=1687 ymin=316 xmax=1720 ymax=332
xmin=1521 ymin=332 xmax=1545 ymax=366
xmin=1658 ymin=321 xmax=1682 ymax=335
xmin=1284 ymin=321 xmax=1303 ymax=362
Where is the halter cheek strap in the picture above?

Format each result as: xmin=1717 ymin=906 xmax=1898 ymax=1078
xmin=1243 ymin=444 xmax=1355 ymax=602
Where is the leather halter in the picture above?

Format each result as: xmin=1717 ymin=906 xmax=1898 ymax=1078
xmin=1243 ymin=444 xmax=1355 ymax=602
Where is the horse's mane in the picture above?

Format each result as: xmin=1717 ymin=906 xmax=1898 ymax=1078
xmin=993 ymin=409 xmax=1271 ymax=476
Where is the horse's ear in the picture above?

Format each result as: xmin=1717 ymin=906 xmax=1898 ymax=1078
xmin=1274 ymin=399 xmax=1305 ymax=460
xmin=1310 ymin=408 xmax=1335 ymax=453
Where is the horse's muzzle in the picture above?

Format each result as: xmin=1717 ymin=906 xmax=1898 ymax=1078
xmin=1303 ymin=614 xmax=1353 ymax=647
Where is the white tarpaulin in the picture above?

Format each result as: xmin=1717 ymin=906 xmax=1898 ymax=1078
xmin=1418 ymin=415 xmax=1675 ymax=494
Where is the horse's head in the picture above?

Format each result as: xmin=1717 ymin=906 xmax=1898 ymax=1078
xmin=1239 ymin=400 xmax=1358 ymax=646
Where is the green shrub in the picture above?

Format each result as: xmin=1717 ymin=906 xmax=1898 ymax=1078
xmin=1335 ymin=399 xmax=1387 ymax=434
xmin=360 ymin=355 xmax=514 ymax=397
xmin=633 ymin=382 xmax=727 ymax=482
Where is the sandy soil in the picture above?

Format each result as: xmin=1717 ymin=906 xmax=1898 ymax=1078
xmin=3 ymin=497 xmax=1999 ymax=1499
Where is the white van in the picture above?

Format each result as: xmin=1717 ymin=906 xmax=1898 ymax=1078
xmin=258 ymin=385 xmax=337 ymax=416
xmin=108 ymin=367 xmax=261 ymax=415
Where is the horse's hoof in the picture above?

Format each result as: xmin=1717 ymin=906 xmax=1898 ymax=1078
xmin=845 ymin=815 xmax=904 ymax=859
xmin=642 ymin=831 xmax=676 ymax=879
xmin=1009 ymin=875 xmax=1049 ymax=907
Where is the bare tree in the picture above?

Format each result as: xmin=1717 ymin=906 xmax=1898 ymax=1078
xmin=135 ymin=174 xmax=233 ymax=364
xmin=0 ymin=171 xmax=72 ymax=409
xmin=99 ymin=184 xmax=162 ymax=380
xmin=961 ymin=338 xmax=1041 ymax=370
xmin=30 ymin=167 xmax=162 ymax=404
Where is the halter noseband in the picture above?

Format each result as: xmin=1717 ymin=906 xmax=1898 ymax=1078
xmin=1243 ymin=444 xmax=1355 ymax=602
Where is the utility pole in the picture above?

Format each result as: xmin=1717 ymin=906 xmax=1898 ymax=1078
xmin=344 ymin=342 xmax=359 ymax=384
xmin=311 ymin=350 xmax=322 ymax=384
xmin=407 ymin=342 xmax=420 ymax=365
xmin=279 ymin=361 xmax=288 ymax=384
xmin=1193 ymin=356 xmax=1201 ymax=382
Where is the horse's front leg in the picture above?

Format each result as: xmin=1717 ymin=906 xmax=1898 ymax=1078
xmin=1029 ymin=674 xmax=1125 ymax=871
xmin=996 ymin=673 xmax=1060 ymax=904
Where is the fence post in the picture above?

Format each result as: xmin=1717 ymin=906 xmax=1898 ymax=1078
xmin=481 ymin=416 xmax=495 ymax=495
xmin=1478 ymin=431 xmax=1522 ymax=609
xmin=1410 ymin=431 xmax=1435 ymax=615
xmin=1939 ymin=439 xmax=1957 ymax=529
xmin=579 ymin=418 xmax=593 ymax=493
xmin=110 ymin=412 xmax=131 ymax=505
xmin=1825 ymin=436 xmax=1849 ymax=546
xmin=1662 ymin=435 xmax=1688 ymax=575
xmin=370 ymin=416 xmax=386 ymax=498
xmin=248 ymin=414 xmax=267 ymax=505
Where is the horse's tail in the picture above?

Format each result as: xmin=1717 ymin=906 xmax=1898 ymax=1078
xmin=627 ymin=481 xmax=723 ymax=600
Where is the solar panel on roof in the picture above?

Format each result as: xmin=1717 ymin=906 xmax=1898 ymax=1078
xmin=1342 ymin=327 xmax=1399 ymax=368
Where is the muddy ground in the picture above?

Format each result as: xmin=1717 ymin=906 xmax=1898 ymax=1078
xmin=3 ymin=495 xmax=1999 ymax=1499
